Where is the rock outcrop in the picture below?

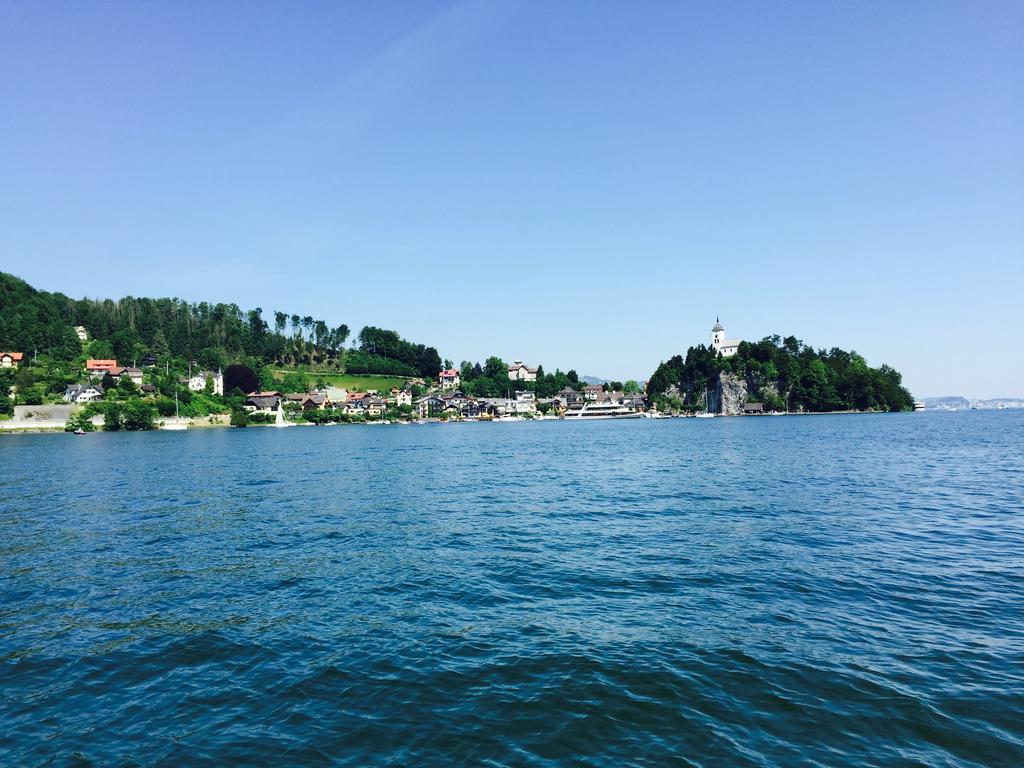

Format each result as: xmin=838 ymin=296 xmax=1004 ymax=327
xmin=712 ymin=373 xmax=748 ymax=415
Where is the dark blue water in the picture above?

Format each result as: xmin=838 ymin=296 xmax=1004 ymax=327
xmin=2 ymin=412 xmax=1023 ymax=766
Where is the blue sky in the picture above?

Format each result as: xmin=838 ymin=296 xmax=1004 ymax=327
xmin=2 ymin=2 xmax=1021 ymax=397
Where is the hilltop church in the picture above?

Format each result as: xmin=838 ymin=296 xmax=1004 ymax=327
xmin=709 ymin=318 xmax=742 ymax=357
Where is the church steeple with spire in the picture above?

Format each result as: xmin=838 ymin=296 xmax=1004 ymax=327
xmin=709 ymin=317 xmax=741 ymax=357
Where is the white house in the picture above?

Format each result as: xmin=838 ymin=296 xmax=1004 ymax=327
xmin=64 ymin=384 xmax=104 ymax=403
xmin=0 ymin=352 xmax=24 ymax=369
xmin=321 ymin=387 xmax=348 ymax=404
xmin=710 ymin=318 xmax=742 ymax=357
xmin=512 ymin=390 xmax=537 ymax=415
xmin=394 ymin=389 xmax=412 ymax=407
xmin=120 ymin=367 xmax=144 ymax=387
xmin=74 ymin=326 xmax=88 ymax=342
xmin=185 ymin=369 xmax=224 ymax=396
xmin=438 ymin=369 xmax=461 ymax=390
xmin=507 ymin=361 xmax=538 ymax=382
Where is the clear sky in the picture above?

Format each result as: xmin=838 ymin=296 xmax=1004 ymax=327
xmin=2 ymin=2 xmax=1021 ymax=397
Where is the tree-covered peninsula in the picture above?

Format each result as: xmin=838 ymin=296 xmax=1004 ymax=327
xmin=647 ymin=335 xmax=914 ymax=414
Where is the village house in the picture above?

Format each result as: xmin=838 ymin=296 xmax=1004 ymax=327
xmin=183 ymin=370 xmax=224 ymax=396
xmin=320 ymin=386 xmax=348 ymax=404
xmin=0 ymin=352 xmax=24 ymax=369
xmin=441 ymin=391 xmax=471 ymax=410
xmin=63 ymin=383 xmax=104 ymax=403
xmin=479 ymin=397 xmax=514 ymax=416
xmin=619 ymin=393 xmax=648 ymax=411
xmin=285 ymin=392 xmax=328 ymax=410
xmin=244 ymin=391 xmax=282 ymax=413
xmin=343 ymin=392 xmax=369 ymax=416
xmin=85 ymin=359 xmax=119 ymax=378
xmin=460 ymin=400 xmax=494 ymax=419
xmin=512 ymin=390 xmax=537 ymax=415
xmin=438 ymin=368 xmax=461 ymax=390
xmin=507 ymin=361 xmax=538 ymax=382
xmin=583 ymin=383 xmax=604 ymax=401
xmin=391 ymin=388 xmax=413 ymax=407
xmin=74 ymin=326 xmax=88 ymax=342
xmin=555 ymin=387 xmax=584 ymax=408
xmin=365 ymin=397 xmax=388 ymax=417
xmin=416 ymin=395 xmax=447 ymax=419
xmin=119 ymin=367 xmax=145 ymax=387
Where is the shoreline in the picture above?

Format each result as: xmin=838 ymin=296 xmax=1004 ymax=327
xmin=0 ymin=408 xmax=927 ymax=435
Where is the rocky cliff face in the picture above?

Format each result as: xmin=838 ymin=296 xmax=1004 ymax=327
xmin=712 ymin=373 xmax=748 ymax=415
xmin=682 ymin=373 xmax=784 ymax=414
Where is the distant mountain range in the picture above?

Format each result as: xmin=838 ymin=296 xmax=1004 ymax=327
xmin=580 ymin=375 xmax=608 ymax=385
xmin=923 ymin=396 xmax=1024 ymax=410
xmin=922 ymin=396 xmax=970 ymax=408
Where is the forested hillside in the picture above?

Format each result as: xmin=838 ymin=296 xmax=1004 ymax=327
xmin=647 ymin=335 xmax=914 ymax=412
xmin=0 ymin=272 xmax=441 ymax=378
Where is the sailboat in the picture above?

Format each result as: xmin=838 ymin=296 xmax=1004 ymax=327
xmin=272 ymin=398 xmax=293 ymax=428
xmin=695 ymin=387 xmax=716 ymax=418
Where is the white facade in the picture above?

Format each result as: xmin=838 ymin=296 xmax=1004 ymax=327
xmin=439 ymin=370 xmax=461 ymax=390
xmin=507 ymin=361 xmax=538 ymax=382
xmin=64 ymin=384 xmax=104 ymax=403
xmin=121 ymin=368 xmax=144 ymax=386
xmin=187 ymin=370 xmax=224 ymax=396
xmin=710 ymin=319 xmax=741 ymax=357
xmin=395 ymin=390 xmax=412 ymax=407
xmin=74 ymin=326 xmax=88 ymax=342
xmin=323 ymin=387 xmax=349 ymax=404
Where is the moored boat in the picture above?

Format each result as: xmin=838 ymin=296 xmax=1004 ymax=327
xmin=563 ymin=401 xmax=642 ymax=420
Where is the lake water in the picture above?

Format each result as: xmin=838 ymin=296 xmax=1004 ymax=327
xmin=2 ymin=412 xmax=1023 ymax=766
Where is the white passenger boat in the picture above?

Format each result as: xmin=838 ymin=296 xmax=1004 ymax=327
xmin=563 ymin=401 xmax=642 ymax=420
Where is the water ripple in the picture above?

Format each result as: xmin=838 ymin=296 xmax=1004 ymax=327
xmin=1 ymin=411 xmax=1022 ymax=766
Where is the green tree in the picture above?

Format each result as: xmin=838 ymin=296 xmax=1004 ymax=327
xmin=122 ymin=399 xmax=156 ymax=430
xmin=151 ymin=329 xmax=171 ymax=361
xmin=64 ymin=411 xmax=95 ymax=432
xmin=89 ymin=339 xmax=115 ymax=359
xmin=102 ymin=401 xmax=123 ymax=431
xmin=230 ymin=407 xmax=249 ymax=427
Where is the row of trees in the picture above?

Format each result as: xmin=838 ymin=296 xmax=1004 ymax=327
xmin=455 ymin=357 xmax=587 ymax=399
xmin=0 ymin=272 xmax=442 ymax=378
xmin=355 ymin=327 xmax=442 ymax=379
xmin=647 ymin=335 xmax=914 ymax=412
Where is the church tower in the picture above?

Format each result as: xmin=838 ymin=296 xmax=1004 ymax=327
xmin=710 ymin=317 xmax=726 ymax=350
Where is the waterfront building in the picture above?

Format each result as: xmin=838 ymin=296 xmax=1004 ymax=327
xmin=244 ymin=391 xmax=282 ymax=413
xmin=284 ymin=392 xmax=328 ymax=410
